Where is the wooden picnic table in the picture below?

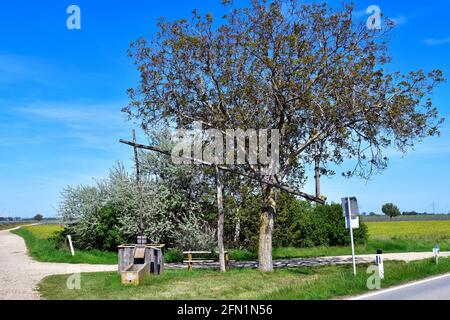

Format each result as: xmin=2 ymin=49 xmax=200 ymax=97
xmin=183 ymin=251 xmax=230 ymax=271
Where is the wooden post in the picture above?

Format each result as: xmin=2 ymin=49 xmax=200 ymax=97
xmin=188 ymin=252 xmax=193 ymax=272
xmin=215 ymin=165 xmax=226 ymax=272
xmin=118 ymin=245 xmax=135 ymax=273
xmin=67 ymin=235 xmax=75 ymax=256
xmin=225 ymin=252 xmax=230 ymax=271
xmin=133 ymin=130 xmax=144 ymax=237
xmin=157 ymin=248 xmax=164 ymax=274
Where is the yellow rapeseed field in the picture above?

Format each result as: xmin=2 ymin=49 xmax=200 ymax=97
xmin=24 ymin=225 xmax=63 ymax=239
xmin=367 ymin=220 xmax=450 ymax=240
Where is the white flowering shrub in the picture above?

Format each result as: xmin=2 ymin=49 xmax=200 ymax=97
xmin=58 ymin=160 xmax=216 ymax=251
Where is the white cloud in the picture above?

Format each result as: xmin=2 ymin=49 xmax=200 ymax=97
xmin=424 ymin=37 xmax=450 ymax=46
xmin=15 ymin=103 xmax=125 ymax=124
xmin=6 ymin=101 xmax=135 ymax=152
xmin=0 ymin=54 xmax=57 ymax=87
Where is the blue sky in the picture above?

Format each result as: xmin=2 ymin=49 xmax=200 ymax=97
xmin=0 ymin=0 xmax=449 ymax=217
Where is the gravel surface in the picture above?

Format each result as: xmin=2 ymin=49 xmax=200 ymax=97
xmin=0 ymin=227 xmax=116 ymax=300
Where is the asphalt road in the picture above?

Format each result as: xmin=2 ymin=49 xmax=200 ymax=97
xmin=352 ymin=273 xmax=450 ymax=300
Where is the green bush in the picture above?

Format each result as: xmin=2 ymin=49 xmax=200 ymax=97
xmin=55 ymin=203 xmax=126 ymax=252
xmin=95 ymin=204 xmax=126 ymax=251
xmin=164 ymin=248 xmax=184 ymax=263
xmin=273 ymin=194 xmax=368 ymax=248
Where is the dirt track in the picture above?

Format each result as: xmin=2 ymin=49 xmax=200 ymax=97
xmin=0 ymin=227 xmax=116 ymax=300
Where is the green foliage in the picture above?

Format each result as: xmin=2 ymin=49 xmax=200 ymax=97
xmin=382 ymin=203 xmax=402 ymax=219
xmin=164 ymin=249 xmax=184 ymax=263
xmin=273 ymin=194 xmax=368 ymax=248
xmin=95 ymin=204 xmax=126 ymax=251
xmin=225 ymin=193 xmax=368 ymax=250
xmin=56 ymin=204 xmax=126 ymax=252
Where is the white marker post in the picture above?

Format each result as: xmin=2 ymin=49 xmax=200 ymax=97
xmin=433 ymin=245 xmax=440 ymax=265
xmin=342 ymin=197 xmax=360 ymax=276
xmin=376 ymin=249 xmax=384 ymax=280
xmin=67 ymin=235 xmax=75 ymax=256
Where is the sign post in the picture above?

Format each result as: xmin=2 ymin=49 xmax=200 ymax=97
xmin=341 ymin=197 xmax=360 ymax=276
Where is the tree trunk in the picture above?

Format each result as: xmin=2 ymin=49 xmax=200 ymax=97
xmin=258 ymin=186 xmax=275 ymax=272
xmin=314 ymin=155 xmax=321 ymax=198
xmin=215 ymin=165 xmax=226 ymax=272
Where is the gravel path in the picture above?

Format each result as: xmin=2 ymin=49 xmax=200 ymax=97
xmin=166 ymin=251 xmax=450 ymax=269
xmin=2 ymin=226 xmax=448 ymax=300
xmin=0 ymin=227 xmax=116 ymax=300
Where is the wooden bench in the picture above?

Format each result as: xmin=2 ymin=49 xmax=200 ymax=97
xmin=183 ymin=251 xmax=230 ymax=271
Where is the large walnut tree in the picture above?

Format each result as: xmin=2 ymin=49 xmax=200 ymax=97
xmin=124 ymin=0 xmax=444 ymax=272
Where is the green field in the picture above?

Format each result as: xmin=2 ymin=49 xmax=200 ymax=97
xmin=38 ymin=257 xmax=450 ymax=300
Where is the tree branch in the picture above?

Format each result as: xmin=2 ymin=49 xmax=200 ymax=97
xmin=119 ymin=139 xmax=326 ymax=204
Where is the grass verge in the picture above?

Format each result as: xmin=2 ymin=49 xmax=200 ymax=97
xmin=12 ymin=225 xmax=117 ymax=265
xmin=38 ymin=257 xmax=450 ymax=300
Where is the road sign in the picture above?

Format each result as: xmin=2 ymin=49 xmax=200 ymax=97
xmin=342 ymin=197 xmax=359 ymax=276
xmin=341 ymin=197 xmax=359 ymax=219
xmin=345 ymin=216 xmax=360 ymax=229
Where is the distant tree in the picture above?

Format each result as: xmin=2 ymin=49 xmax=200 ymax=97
xmin=369 ymin=212 xmax=377 ymax=216
xmin=382 ymin=203 xmax=401 ymax=219
xmin=33 ymin=214 xmax=44 ymax=221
